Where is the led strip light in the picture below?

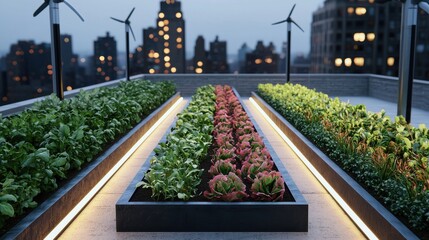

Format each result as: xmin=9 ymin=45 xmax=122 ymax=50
xmin=44 ymin=97 xmax=184 ymax=240
xmin=249 ymin=97 xmax=378 ymax=240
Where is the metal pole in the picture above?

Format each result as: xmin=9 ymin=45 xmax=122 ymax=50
xmin=126 ymin=25 xmax=130 ymax=81
xmin=49 ymin=1 xmax=64 ymax=100
xmin=287 ymin=21 xmax=291 ymax=83
xmin=397 ymin=0 xmax=418 ymax=123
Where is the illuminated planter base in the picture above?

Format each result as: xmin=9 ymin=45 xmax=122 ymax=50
xmin=116 ymin=89 xmax=308 ymax=232
xmin=251 ymin=92 xmax=418 ymax=240
xmin=3 ymin=93 xmax=181 ymax=240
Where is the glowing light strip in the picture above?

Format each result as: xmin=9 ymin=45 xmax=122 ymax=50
xmin=249 ymin=97 xmax=378 ymax=240
xmin=44 ymin=97 xmax=184 ymax=240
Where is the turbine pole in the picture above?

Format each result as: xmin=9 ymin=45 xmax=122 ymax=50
xmin=397 ymin=0 xmax=418 ymax=123
xmin=126 ymin=25 xmax=130 ymax=81
xmin=286 ymin=21 xmax=291 ymax=83
xmin=49 ymin=0 xmax=64 ymax=100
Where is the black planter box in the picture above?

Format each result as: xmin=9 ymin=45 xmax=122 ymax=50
xmin=116 ymin=89 xmax=308 ymax=232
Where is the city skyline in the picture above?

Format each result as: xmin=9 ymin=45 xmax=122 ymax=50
xmin=0 ymin=0 xmax=324 ymax=56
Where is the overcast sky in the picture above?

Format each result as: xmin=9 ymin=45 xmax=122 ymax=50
xmin=0 ymin=0 xmax=324 ymax=57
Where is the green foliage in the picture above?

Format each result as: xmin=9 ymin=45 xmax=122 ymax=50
xmin=0 ymin=80 xmax=175 ymax=230
xmin=258 ymin=83 xmax=429 ymax=231
xmin=138 ymin=85 xmax=216 ymax=201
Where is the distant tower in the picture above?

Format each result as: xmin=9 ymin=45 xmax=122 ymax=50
xmin=93 ymin=32 xmax=118 ymax=83
xmin=193 ymin=35 xmax=208 ymax=74
xmin=143 ymin=0 xmax=186 ymax=74
xmin=143 ymin=27 xmax=161 ymax=74
xmin=245 ymin=41 xmax=279 ymax=73
xmin=238 ymin=43 xmax=251 ymax=73
xmin=209 ymin=36 xmax=229 ymax=73
xmin=61 ymin=34 xmax=78 ymax=90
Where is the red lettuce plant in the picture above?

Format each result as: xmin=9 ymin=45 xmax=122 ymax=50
xmin=208 ymin=160 xmax=237 ymax=176
xmin=250 ymin=171 xmax=285 ymax=201
xmin=204 ymin=172 xmax=248 ymax=201
xmin=213 ymin=146 xmax=236 ymax=162
xmin=238 ymin=160 xmax=274 ymax=181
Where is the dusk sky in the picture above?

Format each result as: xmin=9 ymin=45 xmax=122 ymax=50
xmin=0 ymin=0 xmax=324 ymax=57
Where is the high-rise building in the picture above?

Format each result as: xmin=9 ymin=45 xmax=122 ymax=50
xmin=61 ymin=34 xmax=79 ymax=90
xmin=237 ymin=43 xmax=252 ymax=73
xmin=143 ymin=0 xmax=186 ymax=74
xmin=93 ymin=32 xmax=118 ymax=83
xmin=245 ymin=41 xmax=279 ymax=73
xmin=192 ymin=36 xmax=208 ymax=74
xmin=208 ymin=36 xmax=229 ymax=73
xmin=131 ymin=45 xmax=145 ymax=75
xmin=310 ymin=0 xmax=429 ymax=79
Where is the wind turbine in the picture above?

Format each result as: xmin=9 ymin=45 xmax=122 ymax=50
xmin=33 ymin=0 xmax=84 ymax=100
xmin=111 ymin=8 xmax=136 ymax=81
xmin=375 ymin=0 xmax=429 ymax=123
xmin=272 ymin=4 xmax=304 ymax=83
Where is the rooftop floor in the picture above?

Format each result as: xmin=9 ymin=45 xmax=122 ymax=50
xmin=57 ymin=97 xmax=365 ymax=240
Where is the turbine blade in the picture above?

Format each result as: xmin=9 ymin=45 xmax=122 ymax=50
xmin=272 ymin=19 xmax=288 ymax=25
xmin=291 ymin=19 xmax=304 ymax=32
xmin=129 ymin=24 xmax=136 ymax=41
xmin=111 ymin=17 xmax=125 ymax=23
xmin=33 ymin=2 xmax=49 ymax=17
xmin=63 ymin=1 xmax=85 ymax=21
xmin=287 ymin=4 xmax=296 ymax=19
xmin=126 ymin=7 xmax=136 ymax=21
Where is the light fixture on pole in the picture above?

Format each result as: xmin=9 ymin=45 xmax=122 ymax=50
xmin=376 ymin=0 xmax=429 ymax=123
xmin=272 ymin=4 xmax=304 ymax=83
xmin=33 ymin=0 xmax=84 ymax=100
xmin=111 ymin=8 xmax=136 ymax=81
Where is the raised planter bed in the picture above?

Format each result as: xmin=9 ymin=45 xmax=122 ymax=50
xmin=251 ymin=92 xmax=419 ymax=240
xmin=116 ymin=88 xmax=308 ymax=232
xmin=2 ymin=92 xmax=181 ymax=240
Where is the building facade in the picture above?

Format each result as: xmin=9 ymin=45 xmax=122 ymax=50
xmin=245 ymin=41 xmax=279 ymax=73
xmin=93 ymin=32 xmax=118 ymax=83
xmin=310 ymin=0 xmax=429 ymax=80
xmin=192 ymin=36 xmax=209 ymax=74
xmin=143 ymin=0 xmax=186 ymax=74
xmin=208 ymin=36 xmax=229 ymax=73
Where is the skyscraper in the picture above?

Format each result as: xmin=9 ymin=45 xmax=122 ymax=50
xmin=143 ymin=0 xmax=186 ymax=74
xmin=245 ymin=41 xmax=279 ymax=73
xmin=237 ymin=43 xmax=252 ymax=73
xmin=310 ymin=0 xmax=429 ymax=79
xmin=93 ymin=32 xmax=118 ymax=83
xmin=193 ymin=36 xmax=208 ymax=74
xmin=208 ymin=36 xmax=229 ymax=73
xmin=61 ymin=34 xmax=79 ymax=90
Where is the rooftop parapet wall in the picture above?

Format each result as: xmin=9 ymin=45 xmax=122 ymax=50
xmin=2 ymin=74 xmax=429 ymax=115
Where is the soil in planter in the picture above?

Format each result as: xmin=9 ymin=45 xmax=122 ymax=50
xmin=130 ymin=145 xmax=295 ymax=202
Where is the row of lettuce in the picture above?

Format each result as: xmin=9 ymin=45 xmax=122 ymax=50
xmin=0 ymin=80 xmax=176 ymax=230
xmin=139 ymin=85 xmax=285 ymax=201
xmin=258 ymin=83 xmax=429 ymax=232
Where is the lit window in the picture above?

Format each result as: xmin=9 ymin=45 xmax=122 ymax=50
xmin=154 ymin=52 xmax=160 ymax=58
xmin=149 ymin=34 xmax=154 ymax=39
xmin=165 ymin=62 xmax=171 ymax=68
xmin=64 ymin=37 xmax=70 ymax=43
xmin=155 ymin=59 xmax=160 ymax=64
xmin=163 ymin=26 xmax=169 ymax=32
xmin=353 ymin=33 xmax=366 ymax=42
xmin=149 ymin=68 xmax=155 ymax=74
xmin=163 ymin=20 xmax=169 ymax=25
xmin=37 ymin=88 xmax=43 ymax=93
xmin=335 ymin=58 xmax=343 ymax=67
xmin=164 ymin=56 xmax=171 ymax=62
xmin=158 ymin=21 xmax=164 ymax=27
xmin=159 ymin=12 xmax=165 ymax=19
xmin=48 ymin=70 xmax=53 ymax=75
xmin=107 ymin=56 xmax=113 ymax=61
xmin=177 ymin=44 xmax=183 ymax=49
xmin=354 ymin=57 xmax=365 ymax=67
xmin=367 ymin=33 xmax=375 ymax=41
xmin=47 ymin=64 xmax=53 ymax=70
xmin=148 ymin=52 xmax=154 ymax=58
xmin=347 ymin=7 xmax=354 ymax=15
xmin=159 ymin=30 xmax=164 ymax=36
xmin=171 ymin=67 xmax=177 ymax=73
xmin=164 ymin=42 xmax=170 ymax=47
xmin=369 ymin=0 xmax=374 ymax=3
xmin=2 ymin=96 xmax=8 ymax=102
xmin=164 ymin=34 xmax=170 ymax=40
xmin=195 ymin=68 xmax=203 ymax=74
xmin=344 ymin=58 xmax=352 ymax=67
xmin=66 ymin=86 xmax=73 ymax=91
xmin=176 ymin=37 xmax=182 ymax=43
xmin=29 ymin=49 xmax=35 ymax=54
xmin=105 ymin=76 xmax=110 ymax=81
xmin=177 ymin=27 xmax=183 ymax=33
xmin=164 ymin=48 xmax=170 ymax=54
xmin=197 ymin=61 xmax=203 ymax=67
xmin=99 ymin=56 xmax=105 ymax=61
xmin=97 ymin=67 xmax=102 ymax=72
xmin=255 ymin=59 xmax=262 ymax=64
xmin=387 ymin=57 xmax=395 ymax=66
xmin=176 ymin=12 xmax=182 ymax=18
xmin=265 ymin=58 xmax=273 ymax=64
xmin=80 ymin=58 xmax=86 ymax=63
xmin=137 ymin=47 xmax=143 ymax=52
xmin=355 ymin=7 xmax=367 ymax=15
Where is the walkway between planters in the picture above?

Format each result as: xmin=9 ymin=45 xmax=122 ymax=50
xmin=58 ymin=98 xmax=365 ymax=240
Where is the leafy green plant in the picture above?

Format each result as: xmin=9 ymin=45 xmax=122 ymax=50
xmin=203 ymin=172 xmax=248 ymax=201
xmin=251 ymin=171 xmax=285 ymax=201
